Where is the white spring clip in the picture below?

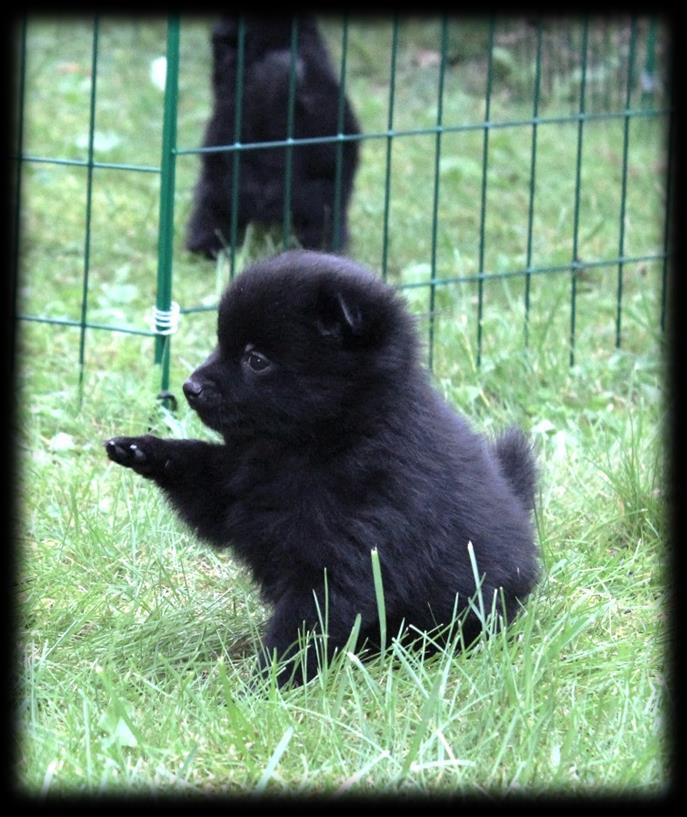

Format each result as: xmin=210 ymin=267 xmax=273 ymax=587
xmin=152 ymin=301 xmax=181 ymax=336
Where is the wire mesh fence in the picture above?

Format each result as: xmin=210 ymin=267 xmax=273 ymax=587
xmin=12 ymin=15 xmax=671 ymax=405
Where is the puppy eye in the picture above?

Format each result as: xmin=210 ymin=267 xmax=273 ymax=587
xmin=243 ymin=349 xmax=271 ymax=373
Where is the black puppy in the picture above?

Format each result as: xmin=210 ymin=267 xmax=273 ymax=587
xmin=106 ymin=251 xmax=539 ymax=686
xmin=186 ymin=17 xmax=360 ymax=256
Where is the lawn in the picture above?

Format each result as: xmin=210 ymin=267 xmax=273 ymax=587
xmin=15 ymin=16 xmax=669 ymax=795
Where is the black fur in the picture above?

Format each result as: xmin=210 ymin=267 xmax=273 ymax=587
xmin=106 ymin=250 xmax=539 ymax=686
xmin=186 ymin=17 xmax=360 ymax=256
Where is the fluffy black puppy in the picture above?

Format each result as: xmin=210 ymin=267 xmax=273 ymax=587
xmin=186 ymin=17 xmax=360 ymax=256
xmin=106 ymin=251 xmax=539 ymax=686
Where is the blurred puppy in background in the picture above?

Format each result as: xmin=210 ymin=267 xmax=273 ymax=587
xmin=186 ymin=17 xmax=360 ymax=256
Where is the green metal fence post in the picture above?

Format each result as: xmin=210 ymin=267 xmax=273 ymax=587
xmin=228 ymin=17 xmax=246 ymax=280
xmin=641 ymin=18 xmax=658 ymax=109
xmin=154 ymin=16 xmax=180 ymax=406
xmin=615 ymin=17 xmax=638 ymax=349
xmin=569 ymin=18 xmax=589 ymax=368
xmin=428 ymin=16 xmax=449 ymax=372
xmin=381 ymin=16 xmax=399 ymax=281
xmin=332 ymin=15 xmax=351 ymax=252
xmin=10 ymin=17 xmax=28 ymax=378
xmin=476 ymin=19 xmax=495 ymax=369
xmin=524 ymin=20 xmax=543 ymax=347
xmin=661 ymin=108 xmax=673 ymax=334
xmin=603 ymin=23 xmax=612 ymax=112
xmin=77 ymin=16 xmax=100 ymax=407
xmin=282 ymin=18 xmax=299 ymax=250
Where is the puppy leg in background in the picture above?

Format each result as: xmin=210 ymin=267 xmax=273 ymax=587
xmin=291 ymin=179 xmax=342 ymax=251
xmin=105 ymin=435 xmax=230 ymax=544
xmin=186 ymin=154 xmax=240 ymax=257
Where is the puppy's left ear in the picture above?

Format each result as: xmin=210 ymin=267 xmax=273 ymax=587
xmin=315 ymin=289 xmax=364 ymax=341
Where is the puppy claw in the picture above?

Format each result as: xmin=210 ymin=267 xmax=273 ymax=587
xmin=128 ymin=444 xmax=146 ymax=463
xmin=105 ymin=437 xmax=149 ymax=469
xmin=105 ymin=439 xmax=124 ymax=461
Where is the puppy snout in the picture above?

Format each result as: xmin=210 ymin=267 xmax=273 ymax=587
xmin=183 ymin=378 xmax=204 ymax=404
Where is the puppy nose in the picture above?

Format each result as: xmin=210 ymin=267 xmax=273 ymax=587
xmin=183 ymin=378 xmax=203 ymax=403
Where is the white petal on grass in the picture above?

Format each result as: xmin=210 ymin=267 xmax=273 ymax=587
xmin=75 ymin=131 xmax=121 ymax=153
xmin=33 ymin=449 xmax=51 ymax=465
xmin=49 ymin=432 xmax=75 ymax=451
xmin=41 ymin=759 xmax=61 ymax=795
xmin=150 ymin=55 xmax=167 ymax=90
xmin=336 ymin=750 xmax=391 ymax=793
xmin=548 ymin=429 xmax=572 ymax=468
xmin=531 ymin=418 xmax=556 ymax=435
xmin=111 ymin=717 xmax=138 ymax=748
xmin=409 ymin=758 xmax=476 ymax=772
xmin=346 ymin=651 xmax=365 ymax=669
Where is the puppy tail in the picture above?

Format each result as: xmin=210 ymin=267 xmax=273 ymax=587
xmin=494 ymin=427 xmax=537 ymax=512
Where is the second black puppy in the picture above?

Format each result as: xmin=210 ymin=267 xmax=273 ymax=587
xmin=186 ymin=17 xmax=360 ymax=257
xmin=106 ymin=251 xmax=539 ymax=686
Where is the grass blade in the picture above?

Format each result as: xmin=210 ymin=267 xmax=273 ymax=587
xmin=370 ymin=548 xmax=387 ymax=656
xmin=254 ymin=726 xmax=295 ymax=793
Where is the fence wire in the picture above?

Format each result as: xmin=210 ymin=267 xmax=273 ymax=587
xmin=12 ymin=15 xmax=671 ymax=402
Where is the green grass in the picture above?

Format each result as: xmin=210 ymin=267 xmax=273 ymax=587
xmin=15 ymin=16 xmax=669 ymax=795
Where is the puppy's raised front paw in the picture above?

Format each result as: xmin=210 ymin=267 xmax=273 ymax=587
xmin=105 ymin=435 xmax=157 ymax=475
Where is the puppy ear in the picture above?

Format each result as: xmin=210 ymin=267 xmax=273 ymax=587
xmin=315 ymin=289 xmax=364 ymax=340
